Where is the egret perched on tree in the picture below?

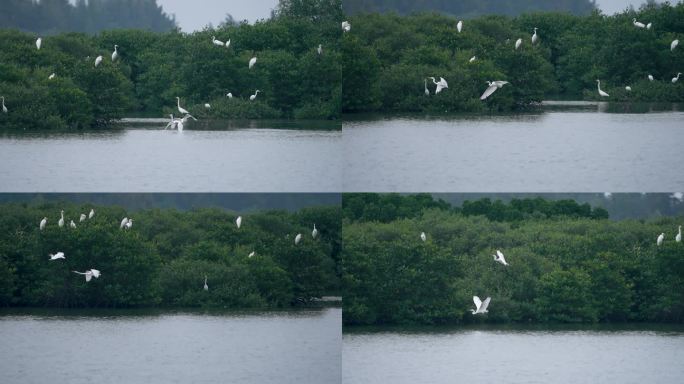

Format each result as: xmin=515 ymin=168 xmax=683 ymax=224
xmin=457 ymin=20 xmax=463 ymax=33
xmin=112 ymin=45 xmax=119 ymax=62
xmin=648 ymin=74 xmax=654 ymax=81
xmin=80 ymin=213 xmax=87 ymax=222
xmin=212 ymin=36 xmax=224 ymax=46
xmin=225 ymin=39 xmax=231 ymax=48
xmin=248 ymin=251 xmax=255 ymax=258
xmin=94 ymin=55 xmax=103 ymax=67
xmin=493 ymin=250 xmax=509 ymax=266
xmin=646 ymin=22 xmax=653 ymax=30
xmin=73 ymin=269 xmax=100 ymax=282
xmin=48 ymin=73 xmax=56 ymax=80
xmin=249 ymin=56 xmax=257 ymax=69
xmin=36 ymin=37 xmax=42 ymax=50
xmin=676 ymin=226 xmax=682 ymax=243
xmin=420 ymin=232 xmax=426 ymax=242
xmin=295 ymin=233 xmax=302 ymax=245
xmin=672 ymin=73 xmax=681 ymax=84
xmin=424 ymin=79 xmax=429 ymax=96
xmin=312 ymin=224 xmax=318 ymax=239
xmin=58 ymin=210 xmax=65 ymax=228
xmin=69 ymin=220 xmax=76 ymax=229
xmin=120 ymin=217 xmax=129 ymax=229
xmin=596 ymin=80 xmax=609 ymax=97
xmin=532 ymin=27 xmax=539 ymax=44
xmin=226 ymin=92 xmax=233 ymax=99
xmin=89 ymin=209 xmax=95 ymax=219
xmin=515 ymin=38 xmax=522 ymax=50
xmin=480 ymin=81 xmax=509 ymax=100
xmin=204 ymin=103 xmax=211 ymax=109
xmin=428 ymin=77 xmax=448 ymax=93
xmin=250 ymin=90 xmax=260 ymax=101
xmin=625 ymin=86 xmax=632 ymax=91
xmin=49 ymin=252 xmax=65 ymax=261
xmin=203 ymin=275 xmax=208 ymax=291
xmin=342 ymin=21 xmax=351 ymax=32
xmin=672 ymin=40 xmax=680 ymax=51
xmin=671 ymin=192 xmax=684 ymax=202
xmin=125 ymin=219 xmax=133 ymax=230
xmin=633 ymin=18 xmax=646 ymax=28
xmin=471 ymin=296 xmax=491 ymax=315
xmin=657 ymin=232 xmax=665 ymax=246
xmin=317 ymin=44 xmax=322 ymax=55
xmin=469 ymin=56 xmax=477 ymax=63
xmin=176 ymin=97 xmax=189 ymax=115
xmin=1 ymin=96 xmax=7 ymax=113
xmin=40 ymin=217 xmax=47 ymax=230
xmin=236 ymin=216 xmax=242 ymax=229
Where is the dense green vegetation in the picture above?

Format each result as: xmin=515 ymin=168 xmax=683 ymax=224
xmin=342 ymin=3 xmax=684 ymax=113
xmin=0 ymin=0 xmax=342 ymax=129
xmin=0 ymin=202 xmax=340 ymax=308
xmin=343 ymin=0 xmax=596 ymax=17
xmin=343 ymin=194 xmax=684 ymax=325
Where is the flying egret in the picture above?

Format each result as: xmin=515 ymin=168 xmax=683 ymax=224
xmin=295 ymin=233 xmax=302 ymax=245
xmin=672 ymin=40 xmax=680 ymax=51
xmin=317 ymin=44 xmax=322 ymax=55
xmin=204 ymin=275 xmax=208 ymax=291
xmin=176 ymin=97 xmax=189 ymax=114
xmin=424 ymin=79 xmax=429 ymax=96
xmin=80 ymin=213 xmax=86 ymax=222
xmin=471 ymin=296 xmax=491 ymax=315
xmin=312 ymin=224 xmax=318 ymax=238
xmin=58 ymin=210 xmax=65 ymax=227
xmin=420 ymin=232 xmax=427 ymax=242
xmin=596 ymin=80 xmax=609 ymax=97
xmin=428 ymin=77 xmax=448 ymax=93
xmin=73 ymin=269 xmax=100 ymax=282
xmin=657 ymin=233 xmax=665 ymax=246
xmin=480 ymin=81 xmax=509 ymax=100
xmin=493 ymin=250 xmax=509 ymax=266
xmin=625 ymin=86 xmax=632 ymax=91
xmin=532 ymin=27 xmax=539 ymax=44
xmin=48 ymin=73 xmax=56 ymax=80
xmin=676 ymin=226 xmax=681 ymax=243
xmin=112 ymin=45 xmax=119 ymax=62
xmin=672 ymin=73 xmax=681 ymax=84
xmin=248 ymin=251 xmax=255 ymax=258
xmin=36 ymin=37 xmax=42 ymax=50
xmin=1 ymin=96 xmax=7 ymax=113
xmin=212 ymin=36 xmax=225 ymax=46
xmin=250 ymin=90 xmax=260 ymax=101
xmin=94 ymin=55 xmax=103 ymax=67
xmin=225 ymin=39 xmax=231 ymax=48
xmin=648 ymin=74 xmax=654 ymax=81
xmin=469 ymin=56 xmax=477 ymax=63
xmin=120 ymin=217 xmax=129 ymax=229
xmin=69 ymin=220 xmax=76 ymax=229
xmin=49 ymin=252 xmax=65 ymax=261
xmin=125 ymin=219 xmax=133 ymax=230
xmin=646 ymin=22 xmax=653 ymax=30
xmin=89 ymin=209 xmax=95 ymax=219
xmin=226 ymin=92 xmax=233 ymax=99
xmin=204 ymin=103 xmax=211 ymax=109
xmin=40 ymin=217 xmax=47 ymax=230
xmin=236 ymin=216 xmax=242 ymax=229
xmin=165 ymin=114 xmax=183 ymax=131
xmin=342 ymin=21 xmax=351 ymax=32
xmin=457 ymin=20 xmax=463 ymax=33
xmin=633 ymin=18 xmax=646 ymax=28
xmin=249 ymin=56 xmax=257 ymax=69
xmin=515 ymin=38 xmax=522 ymax=50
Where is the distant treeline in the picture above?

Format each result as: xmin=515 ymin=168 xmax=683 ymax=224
xmin=343 ymin=0 xmax=597 ymax=17
xmin=342 ymin=3 xmax=684 ymax=113
xmin=0 ymin=0 xmax=176 ymax=35
xmin=0 ymin=203 xmax=341 ymax=308
xmin=0 ymin=0 xmax=342 ymax=129
xmin=342 ymin=194 xmax=684 ymax=325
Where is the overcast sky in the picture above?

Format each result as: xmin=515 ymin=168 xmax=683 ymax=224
xmin=157 ymin=0 xmax=279 ymax=31
xmin=596 ymin=0 xmax=659 ymax=14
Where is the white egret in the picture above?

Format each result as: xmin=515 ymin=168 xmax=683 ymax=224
xmin=469 ymin=56 xmax=477 ymax=63
xmin=342 ymin=21 xmax=351 ymax=32
xmin=94 ymin=55 xmax=103 ymax=67
xmin=515 ymin=38 xmax=522 ymax=50
xmin=312 ymin=224 xmax=318 ymax=238
xmin=49 ymin=252 xmax=65 ymax=261
xmin=112 ymin=45 xmax=119 ymax=62
xmin=212 ymin=36 xmax=224 ymax=46
xmin=248 ymin=251 xmax=255 ymax=258
xmin=36 ymin=37 xmax=42 ymax=50
xmin=295 ymin=233 xmax=302 ymax=245
xmin=225 ymin=39 xmax=231 ymax=48
xmin=69 ymin=220 xmax=76 ymax=229
xmin=625 ymin=86 xmax=632 ymax=91
xmin=204 ymin=275 xmax=208 ymax=291
xmin=48 ymin=73 xmax=56 ymax=80
xmin=670 ymin=192 xmax=684 ymax=202
xmin=120 ymin=217 xmax=129 ymax=229
xmin=125 ymin=219 xmax=133 ymax=230
xmin=646 ymin=22 xmax=653 ymax=30
xmin=250 ymin=90 xmax=260 ymax=101
xmin=424 ymin=79 xmax=429 ymax=96
xmin=480 ymin=81 xmax=509 ymax=100
xmin=633 ymin=18 xmax=646 ymax=28
xmin=428 ymin=77 xmax=448 ymax=93
xmin=80 ymin=213 xmax=86 ymax=222
xmin=236 ymin=216 xmax=242 ymax=229
xmin=40 ymin=217 xmax=47 ymax=230
xmin=317 ymin=44 xmax=323 ymax=55
xmin=89 ymin=209 xmax=95 ymax=219
xmin=226 ymin=92 xmax=233 ymax=98
xmin=672 ymin=40 xmax=680 ymax=51
xmin=471 ymin=296 xmax=491 ymax=315
xmin=58 ymin=210 xmax=65 ymax=227
xmin=603 ymin=192 xmax=613 ymax=199
xmin=420 ymin=232 xmax=427 ymax=242
xmin=165 ymin=114 xmax=182 ymax=131
xmin=1 ymin=96 xmax=7 ymax=113
xmin=73 ymin=269 xmax=100 ymax=282
xmin=457 ymin=20 xmax=463 ymax=33
xmin=204 ymin=103 xmax=211 ymax=109
xmin=532 ymin=27 xmax=539 ymax=44
xmin=249 ymin=56 xmax=257 ymax=69
xmin=648 ymin=74 xmax=654 ymax=81
xmin=657 ymin=232 xmax=665 ymax=246
xmin=493 ymin=250 xmax=509 ymax=266
xmin=176 ymin=97 xmax=189 ymax=114
xmin=676 ymin=226 xmax=681 ymax=243
xmin=672 ymin=73 xmax=681 ymax=84
xmin=596 ymin=80 xmax=609 ymax=97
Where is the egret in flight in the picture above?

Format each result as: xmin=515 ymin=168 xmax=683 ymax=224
xmin=165 ymin=114 xmax=182 ymax=131
xmin=532 ymin=27 xmax=539 ymax=44
xmin=80 ymin=213 xmax=87 ymax=222
xmin=1 ymin=96 xmax=7 ymax=113
xmin=176 ymin=97 xmax=189 ymax=114
xmin=633 ymin=18 xmax=646 ymax=28
xmin=312 ymin=224 xmax=318 ymax=239
xmin=89 ymin=209 xmax=95 ymax=219
xmin=112 ymin=45 xmax=119 ymax=62
xmin=342 ymin=21 xmax=351 ymax=32
xmin=212 ymin=36 xmax=225 ymax=46
xmin=69 ymin=220 xmax=77 ymax=229
xmin=73 ymin=269 xmax=101 ymax=282
xmin=481 ymin=81 xmax=509 ymax=100
xmin=596 ymin=80 xmax=609 ymax=97
xmin=515 ymin=38 xmax=522 ymax=50
xmin=236 ymin=216 xmax=242 ymax=229
xmin=58 ymin=210 xmax=65 ymax=228
xmin=203 ymin=275 xmax=208 ymax=291
xmin=428 ymin=77 xmax=448 ymax=94
xmin=94 ymin=55 xmax=103 ymax=67
xmin=457 ymin=20 xmax=463 ymax=33
xmin=49 ymin=252 xmax=65 ymax=261
xmin=676 ymin=226 xmax=682 ymax=243
xmin=295 ymin=233 xmax=302 ymax=245
xmin=420 ymin=232 xmax=426 ymax=242
xmin=493 ymin=250 xmax=509 ymax=266
xmin=657 ymin=232 xmax=665 ymax=246
xmin=672 ymin=73 xmax=681 ymax=84
xmin=250 ymin=90 xmax=260 ymax=101
xmin=36 ymin=37 xmax=42 ymax=50
xmin=40 ymin=217 xmax=47 ymax=230
xmin=471 ymin=296 xmax=491 ymax=315
xmin=672 ymin=40 xmax=680 ymax=51
xmin=249 ymin=56 xmax=257 ymax=69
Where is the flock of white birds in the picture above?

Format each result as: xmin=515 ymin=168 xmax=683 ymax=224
xmin=39 ymin=210 xmax=319 ymax=291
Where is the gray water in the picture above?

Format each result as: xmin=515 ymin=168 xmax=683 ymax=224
xmin=343 ymin=111 xmax=684 ymax=192
xmin=0 ymin=308 xmax=341 ymax=384
xmin=343 ymin=325 xmax=684 ymax=384
xmin=0 ymin=124 xmax=341 ymax=192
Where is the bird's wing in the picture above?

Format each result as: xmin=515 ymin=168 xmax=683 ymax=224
xmin=473 ymin=296 xmax=482 ymax=310
xmin=91 ymin=269 xmax=100 ymax=278
xmin=480 ymin=297 xmax=491 ymax=312
xmin=495 ymin=81 xmax=509 ymax=87
xmin=480 ymin=85 xmax=498 ymax=100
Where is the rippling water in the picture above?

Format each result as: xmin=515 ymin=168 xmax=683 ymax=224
xmin=0 ymin=308 xmax=341 ymax=384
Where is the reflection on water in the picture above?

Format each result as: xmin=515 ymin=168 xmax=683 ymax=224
xmin=0 ymin=308 xmax=341 ymax=384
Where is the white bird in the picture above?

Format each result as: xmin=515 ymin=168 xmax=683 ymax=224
xmin=40 ymin=217 xmax=47 ymax=230
xmin=648 ymin=74 xmax=654 ymax=81
xmin=633 ymin=18 xmax=646 ymax=28
xmin=625 ymin=86 xmax=632 ymax=91
xmin=672 ymin=73 xmax=681 ymax=84
xmin=248 ymin=251 xmax=255 ymax=258
xmin=165 ymin=114 xmax=182 ymax=131
xmin=73 ymin=269 xmax=100 ymax=282
xmin=203 ymin=275 xmax=208 ymax=291
xmin=657 ymin=233 xmax=665 ymax=246
xmin=120 ymin=217 xmax=129 ymax=229
xmin=531 ymin=27 xmax=539 ymax=44
xmin=317 ymin=44 xmax=322 ymax=55
xmin=1 ymin=96 xmax=7 ymax=113
xmin=420 ymin=232 xmax=426 ymax=242
xmin=428 ymin=77 xmax=448 ymax=94
xmin=48 ymin=73 xmax=56 ymax=80
xmin=212 ymin=36 xmax=224 ymax=46
xmin=112 ymin=45 xmax=119 ymax=62
xmin=69 ymin=220 xmax=77 ymax=229
xmin=603 ymin=192 xmax=613 ymax=199
xmin=125 ymin=219 xmax=133 ymax=230
xmin=457 ymin=20 xmax=463 ymax=33
xmin=204 ymin=103 xmax=211 ymax=109
xmin=89 ymin=209 xmax=95 ymax=219
xmin=672 ymin=40 xmax=680 ymax=51
xmin=236 ymin=216 xmax=242 ymax=229
xmin=250 ymin=90 xmax=260 ymax=101
xmin=80 ymin=213 xmax=87 ymax=222
xmin=493 ymin=250 xmax=509 ymax=266
xmin=469 ymin=56 xmax=477 ymax=63
xmin=515 ymin=38 xmax=522 ymax=50
xmin=471 ymin=296 xmax=491 ymax=315
xmin=295 ymin=233 xmax=302 ymax=245
xmin=225 ymin=39 xmax=231 ymax=48
xmin=249 ymin=56 xmax=257 ymax=69
xmin=424 ymin=79 xmax=429 ymax=96
xmin=670 ymin=192 xmax=684 ymax=202
xmin=58 ymin=210 xmax=65 ymax=228
xmin=646 ymin=22 xmax=652 ymax=30
xmin=342 ymin=21 xmax=351 ymax=32
xmin=36 ymin=37 xmax=42 ymax=50
xmin=226 ymin=92 xmax=233 ymax=98
xmin=312 ymin=224 xmax=318 ymax=238
xmin=176 ymin=97 xmax=189 ymax=115
xmin=49 ymin=252 xmax=65 ymax=261
xmin=94 ymin=55 xmax=103 ymax=67
xmin=596 ymin=79 xmax=609 ymax=97
xmin=480 ymin=81 xmax=510 ymax=100
xmin=676 ymin=226 xmax=682 ymax=243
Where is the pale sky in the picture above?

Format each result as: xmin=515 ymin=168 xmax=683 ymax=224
xmin=157 ymin=0 xmax=280 ymax=31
